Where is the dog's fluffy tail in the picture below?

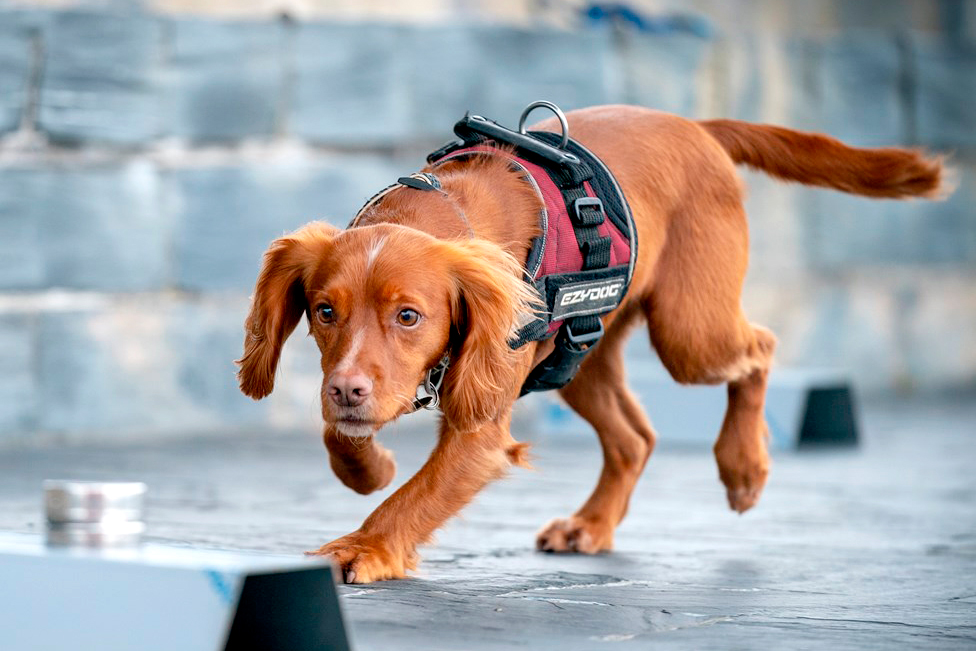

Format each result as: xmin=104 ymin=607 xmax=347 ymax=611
xmin=699 ymin=119 xmax=947 ymax=199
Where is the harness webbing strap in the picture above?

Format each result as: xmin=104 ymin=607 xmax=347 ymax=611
xmin=563 ymin=186 xmax=611 ymax=271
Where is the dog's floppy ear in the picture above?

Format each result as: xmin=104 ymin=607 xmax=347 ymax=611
xmin=440 ymin=238 xmax=540 ymax=431
xmin=237 ymin=222 xmax=339 ymax=399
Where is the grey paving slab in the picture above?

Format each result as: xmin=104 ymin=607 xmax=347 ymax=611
xmin=818 ymin=34 xmax=906 ymax=147
xmin=0 ymin=8 xmax=38 ymax=135
xmin=290 ymin=22 xmax=410 ymax=146
xmin=800 ymin=162 xmax=976 ymax=269
xmin=38 ymin=10 xmax=162 ymax=145
xmin=466 ymin=26 xmax=613 ymax=122
xmin=0 ymin=169 xmax=44 ymax=290
xmin=34 ymin=297 xmax=270 ymax=438
xmin=913 ymin=35 xmax=976 ymax=149
xmin=0 ymin=164 xmax=168 ymax=292
xmin=722 ymin=34 xmax=765 ymax=123
xmin=397 ymin=26 xmax=489 ymax=139
xmin=0 ymin=399 xmax=973 ymax=650
xmin=0 ymin=313 xmax=36 ymax=438
xmin=617 ymin=32 xmax=707 ymax=118
xmin=170 ymin=155 xmax=402 ymax=291
xmin=165 ymin=18 xmax=285 ymax=141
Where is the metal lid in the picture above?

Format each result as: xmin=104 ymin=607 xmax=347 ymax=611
xmin=44 ymin=480 xmax=146 ymax=524
xmin=45 ymin=520 xmax=146 ymax=547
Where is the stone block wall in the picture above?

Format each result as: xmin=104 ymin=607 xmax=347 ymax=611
xmin=0 ymin=3 xmax=974 ymax=445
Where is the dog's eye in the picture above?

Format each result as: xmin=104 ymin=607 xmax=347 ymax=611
xmin=396 ymin=308 xmax=421 ymax=327
xmin=316 ymin=304 xmax=335 ymax=324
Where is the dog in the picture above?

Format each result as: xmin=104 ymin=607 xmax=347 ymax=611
xmin=237 ymin=105 xmax=945 ymax=583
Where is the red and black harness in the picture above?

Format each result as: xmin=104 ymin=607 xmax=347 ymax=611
xmin=352 ymin=102 xmax=637 ymax=403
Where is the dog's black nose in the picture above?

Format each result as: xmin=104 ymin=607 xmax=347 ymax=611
xmin=328 ymin=373 xmax=373 ymax=407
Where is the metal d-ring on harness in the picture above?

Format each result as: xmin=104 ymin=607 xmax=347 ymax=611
xmin=518 ymin=100 xmax=570 ymax=149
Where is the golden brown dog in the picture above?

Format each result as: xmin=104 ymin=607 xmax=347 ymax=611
xmin=237 ymin=105 xmax=945 ymax=583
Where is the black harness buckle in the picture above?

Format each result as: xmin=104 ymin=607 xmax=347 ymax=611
xmin=571 ymin=197 xmax=605 ymax=227
xmin=565 ymin=318 xmax=604 ymax=349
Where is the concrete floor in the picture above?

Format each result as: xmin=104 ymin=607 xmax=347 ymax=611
xmin=1 ymin=398 xmax=974 ymax=650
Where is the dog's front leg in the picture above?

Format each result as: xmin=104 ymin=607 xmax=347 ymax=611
xmin=311 ymin=413 xmax=526 ymax=583
xmin=324 ymin=427 xmax=397 ymax=495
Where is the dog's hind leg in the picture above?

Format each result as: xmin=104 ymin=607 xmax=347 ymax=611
xmin=645 ymin=192 xmax=777 ymax=514
xmin=536 ymin=303 xmax=657 ymax=554
xmin=712 ymin=341 xmax=775 ymax=513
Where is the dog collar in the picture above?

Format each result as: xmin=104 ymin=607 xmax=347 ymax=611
xmin=409 ymin=354 xmax=451 ymax=413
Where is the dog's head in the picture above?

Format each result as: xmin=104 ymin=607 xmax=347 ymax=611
xmin=237 ymin=222 xmax=537 ymax=435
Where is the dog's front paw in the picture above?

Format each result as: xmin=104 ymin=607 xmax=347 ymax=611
xmin=536 ymin=516 xmax=613 ymax=554
xmin=308 ymin=531 xmax=415 ymax=583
